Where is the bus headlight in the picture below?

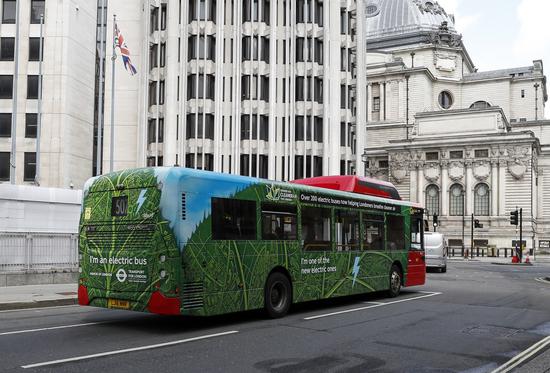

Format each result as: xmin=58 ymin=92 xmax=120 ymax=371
xmin=159 ymin=255 xmax=166 ymax=263
xmin=160 ymin=270 xmax=166 ymax=279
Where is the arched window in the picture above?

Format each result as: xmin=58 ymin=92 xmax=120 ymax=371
xmin=469 ymin=101 xmax=491 ymax=110
xmin=425 ymin=185 xmax=440 ymax=216
xmin=474 ymin=184 xmax=490 ymax=216
xmin=449 ymin=184 xmax=464 ymax=216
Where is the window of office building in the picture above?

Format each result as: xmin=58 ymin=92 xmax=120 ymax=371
xmin=24 ymin=152 xmax=36 ymax=182
xmin=27 ymin=75 xmax=40 ymax=99
xmin=189 ymin=0 xmax=216 ymax=22
xmin=187 ymin=74 xmax=215 ymax=100
xmin=0 ymin=38 xmax=14 ymax=61
xmin=30 ymin=0 xmax=45 ymax=24
xmin=188 ymin=35 xmax=216 ymax=61
xmin=186 ymin=113 xmax=214 ymax=140
xmin=0 ymin=113 xmax=11 ymax=137
xmin=2 ymin=0 xmax=16 ymax=24
xmin=147 ymin=119 xmax=164 ymax=144
xmin=25 ymin=114 xmax=37 ymax=138
xmin=0 ymin=152 xmax=10 ymax=181
xmin=0 ymin=76 xmax=13 ymax=99
xmin=29 ymin=37 xmax=43 ymax=61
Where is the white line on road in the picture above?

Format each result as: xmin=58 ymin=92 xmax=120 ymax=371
xmin=0 ymin=321 xmax=109 ymax=336
xmin=21 ymin=330 xmax=239 ymax=369
xmin=304 ymin=292 xmax=442 ymax=320
xmin=491 ymin=335 xmax=550 ymax=373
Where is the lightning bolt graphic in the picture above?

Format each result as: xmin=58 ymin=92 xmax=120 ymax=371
xmin=136 ymin=189 xmax=147 ymax=213
xmin=352 ymin=257 xmax=361 ymax=287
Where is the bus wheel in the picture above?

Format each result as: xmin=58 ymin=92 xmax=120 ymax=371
xmin=264 ymin=272 xmax=291 ymax=318
xmin=388 ymin=265 xmax=402 ymax=298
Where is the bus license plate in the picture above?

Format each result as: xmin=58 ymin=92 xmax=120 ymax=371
xmin=108 ymin=299 xmax=130 ymax=310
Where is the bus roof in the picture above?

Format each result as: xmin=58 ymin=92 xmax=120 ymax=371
xmin=148 ymin=168 xmax=423 ymax=210
xmin=290 ymin=175 xmax=401 ymax=200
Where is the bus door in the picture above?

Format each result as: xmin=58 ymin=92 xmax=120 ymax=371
xmin=405 ymin=212 xmax=426 ymax=287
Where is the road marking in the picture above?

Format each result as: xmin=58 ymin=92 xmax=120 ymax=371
xmin=304 ymin=292 xmax=442 ymax=321
xmin=0 ymin=322 xmax=109 ymax=336
xmin=491 ymin=335 xmax=550 ymax=373
xmin=534 ymin=277 xmax=550 ymax=285
xmin=22 ymin=330 xmax=239 ymax=369
xmin=0 ymin=305 xmax=79 ymax=314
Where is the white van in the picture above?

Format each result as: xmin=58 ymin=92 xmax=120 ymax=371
xmin=424 ymin=232 xmax=447 ymax=273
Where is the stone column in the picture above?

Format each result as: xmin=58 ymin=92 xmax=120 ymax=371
xmin=380 ymin=82 xmax=386 ymax=121
xmin=410 ymin=167 xmax=418 ymax=204
xmin=417 ymin=163 xmax=425 ymax=204
xmin=491 ymin=159 xmax=499 ymax=217
xmin=367 ymin=84 xmax=373 ymax=123
xmin=465 ymin=160 xmax=473 ymax=216
xmin=498 ymin=159 xmax=506 ymax=215
xmin=441 ymin=162 xmax=449 ymax=216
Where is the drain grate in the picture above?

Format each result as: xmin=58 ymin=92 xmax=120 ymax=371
xmin=463 ymin=325 xmax=522 ymax=338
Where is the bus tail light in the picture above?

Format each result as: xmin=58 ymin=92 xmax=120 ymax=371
xmin=147 ymin=291 xmax=181 ymax=315
xmin=78 ymin=285 xmax=90 ymax=306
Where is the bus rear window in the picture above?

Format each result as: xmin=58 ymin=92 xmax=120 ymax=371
xmin=212 ymin=198 xmax=257 ymax=240
xmin=261 ymin=203 xmax=297 ymax=241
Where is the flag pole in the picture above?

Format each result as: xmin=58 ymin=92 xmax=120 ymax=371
xmin=96 ymin=0 xmax=106 ymax=175
xmin=110 ymin=14 xmax=117 ymax=173
xmin=35 ymin=13 xmax=44 ymax=186
xmin=9 ymin=0 xmax=21 ymax=184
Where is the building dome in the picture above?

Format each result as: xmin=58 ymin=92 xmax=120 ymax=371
xmin=366 ymin=0 xmax=457 ymax=42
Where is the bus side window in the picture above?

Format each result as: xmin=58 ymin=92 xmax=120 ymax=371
xmin=212 ymin=198 xmax=257 ymax=240
xmin=301 ymin=206 xmax=331 ymax=251
xmin=334 ymin=210 xmax=360 ymax=252
xmin=362 ymin=214 xmax=384 ymax=251
xmin=386 ymin=214 xmax=405 ymax=251
xmin=261 ymin=203 xmax=297 ymax=241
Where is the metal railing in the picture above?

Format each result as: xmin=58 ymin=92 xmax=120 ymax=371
xmin=448 ymin=246 xmax=517 ymax=258
xmin=0 ymin=233 xmax=78 ymax=272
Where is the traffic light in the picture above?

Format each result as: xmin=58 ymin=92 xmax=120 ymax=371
xmin=510 ymin=210 xmax=519 ymax=225
xmin=433 ymin=214 xmax=438 ymax=227
xmin=474 ymin=219 xmax=483 ymax=229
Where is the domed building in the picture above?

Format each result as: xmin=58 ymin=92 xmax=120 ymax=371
xmin=362 ymin=0 xmax=549 ymax=252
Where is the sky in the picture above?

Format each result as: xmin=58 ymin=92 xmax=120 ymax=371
xmin=437 ymin=0 xmax=550 ymax=119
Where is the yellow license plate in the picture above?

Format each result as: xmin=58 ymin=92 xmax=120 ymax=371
xmin=108 ymin=299 xmax=130 ymax=309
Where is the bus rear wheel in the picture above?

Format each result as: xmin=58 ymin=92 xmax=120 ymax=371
xmin=264 ymin=272 xmax=291 ymax=318
xmin=388 ymin=265 xmax=402 ymax=298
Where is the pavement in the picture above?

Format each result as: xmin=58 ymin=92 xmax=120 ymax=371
xmin=0 ymin=283 xmax=78 ymax=310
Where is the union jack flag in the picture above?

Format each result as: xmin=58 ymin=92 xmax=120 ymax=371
xmin=114 ymin=22 xmax=137 ymax=76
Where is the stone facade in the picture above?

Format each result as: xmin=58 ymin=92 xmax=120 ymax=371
xmin=363 ymin=1 xmax=549 ymax=251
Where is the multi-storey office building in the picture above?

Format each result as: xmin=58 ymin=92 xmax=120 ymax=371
xmin=99 ymin=0 xmax=367 ymax=180
xmin=0 ymin=0 xmax=97 ymax=188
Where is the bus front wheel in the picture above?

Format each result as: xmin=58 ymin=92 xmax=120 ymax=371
xmin=388 ymin=265 xmax=402 ymax=298
xmin=264 ymin=272 xmax=292 ymax=318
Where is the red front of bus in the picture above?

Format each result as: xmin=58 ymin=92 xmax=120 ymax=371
xmin=405 ymin=209 xmax=426 ymax=287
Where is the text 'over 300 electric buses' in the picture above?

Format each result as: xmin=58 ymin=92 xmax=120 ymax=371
xmin=78 ymin=168 xmax=425 ymax=317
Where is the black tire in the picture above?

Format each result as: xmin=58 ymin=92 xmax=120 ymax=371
xmin=388 ymin=265 xmax=402 ymax=298
xmin=264 ymin=272 xmax=292 ymax=318
xmin=441 ymin=266 xmax=447 ymax=273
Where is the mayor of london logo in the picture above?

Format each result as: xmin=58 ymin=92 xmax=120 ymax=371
xmin=116 ymin=268 xmax=128 ymax=283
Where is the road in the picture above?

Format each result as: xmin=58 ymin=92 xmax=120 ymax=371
xmin=2 ymin=261 xmax=550 ymax=372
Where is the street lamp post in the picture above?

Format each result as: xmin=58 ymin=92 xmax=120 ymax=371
xmin=534 ymin=83 xmax=540 ymax=121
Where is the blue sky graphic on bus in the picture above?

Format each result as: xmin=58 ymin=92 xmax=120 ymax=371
xmin=154 ymin=168 xmax=257 ymax=251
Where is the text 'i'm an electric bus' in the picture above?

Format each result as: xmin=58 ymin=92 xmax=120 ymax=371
xmin=78 ymin=168 xmax=425 ymax=317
